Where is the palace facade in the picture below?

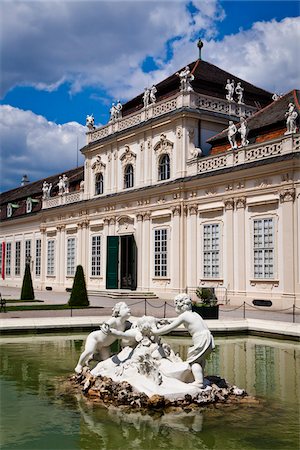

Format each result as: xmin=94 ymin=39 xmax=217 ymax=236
xmin=1 ymin=56 xmax=299 ymax=309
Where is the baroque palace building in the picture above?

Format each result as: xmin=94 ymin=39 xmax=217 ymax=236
xmin=1 ymin=51 xmax=299 ymax=309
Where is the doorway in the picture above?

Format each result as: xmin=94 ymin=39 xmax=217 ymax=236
xmin=106 ymin=235 xmax=137 ymax=290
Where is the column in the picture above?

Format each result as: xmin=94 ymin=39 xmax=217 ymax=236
xmin=103 ymin=218 xmax=109 ymax=287
xmin=186 ymin=204 xmax=198 ymax=289
xmin=280 ymin=188 xmax=295 ymax=301
xmin=171 ymin=205 xmax=181 ymax=290
xmin=81 ymin=220 xmax=90 ymax=277
xmin=224 ymin=198 xmax=234 ymax=295
xmin=40 ymin=226 xmax=46 ymax=288
xmin=142 ymin=212 xmax=151 ymax=289
xmin=136 ymin=213 xmax=143 ymax=290
xmin=234 ymin=197 xmax=246 ymax=298
xmin=77 ymin=222 xmax=83 ymax=265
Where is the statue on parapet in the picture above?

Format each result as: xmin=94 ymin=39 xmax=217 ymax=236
xmin=235 ymin=82 xmax=244 ymax=104
xmin=42 ymin=181 xmax=52 ymax=199
xmin=176 ymin=65 xmax=194 ymax=92
xmin=285 ymin=102 xmax=298 ymax=135
xmin=86 ymin=114 xmax=95 ymax=130
xmin=239 ymin=117 xmax=249 ymax=147
xmin=225 ymin=79 xmax=235 ymax=102
xmin=228 ymin=120 xmax=238 ymax=149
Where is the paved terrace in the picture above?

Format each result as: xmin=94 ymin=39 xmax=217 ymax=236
xmin=0 ymin=287 xmax=299 ymax=340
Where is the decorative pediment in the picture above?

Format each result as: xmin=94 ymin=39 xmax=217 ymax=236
xmin=154 ymin=134 xmax=173 ymax=159
xmin=117 ymin=215 xmax=135 ymax=234
xmin=92 ymin=155 xmax=106 ymax=173
xmin=120 ymin=146 xmax=136 ymax=168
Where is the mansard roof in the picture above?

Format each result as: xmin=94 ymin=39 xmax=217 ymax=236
xmin=208 ymin=89 xmax=300 ymax=146
xmin=0 ymin=166 xmax=83 ymax=207
xmin=121 ymin=58 xmax=273 ymax=117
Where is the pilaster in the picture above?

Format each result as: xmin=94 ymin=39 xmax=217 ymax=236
xmin=186 ymin=204 xmax=198 ymax=288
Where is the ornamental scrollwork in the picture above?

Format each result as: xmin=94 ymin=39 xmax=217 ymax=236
xmin=92 ymin=155 xmax=106 ymax=174
xmin=154 ymin=134 xmax=174 ymax=160
xmin=120 ymin=145 xmax=137 ymax=168
xmin=279 ymin=188 xmax=295 ymax=203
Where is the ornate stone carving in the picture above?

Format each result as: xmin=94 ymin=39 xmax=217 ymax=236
xmin=143 ymin=211 xmax=151 ymax=221
xmin=42 ymin=181 xmax=52 ymax=199
xmin=205 ymin=188 xmax=216 ymax=196
xmin=86 ymin=114 xmax=95 ymax=130
xmin=235 ymin=197 xmax=246 ymax=209
xmin=225 ymin=184 xmax=233 ymax=191
xmin=107 ymin=152 xmax=112 ymax=162
xmin=235 ymin=82 xmax=244 ymax=104
xmin=103 ymin=218 xmax=109 ymax=226
xmin=225 ymin=79 xmax=235 ymax=102
xmin=120 ymin=145 xmax=136 ymax=168
xmin=157 ymin=196 xmax=165 ymax=204
xmin=57 ymin=174 xmax=69 ymax=195
xmin=176 ymin=65 xmax=194 ymax=92
xmin=188 ymin=204 xmax=198 ymax=215
xmin=171 ymin=205 xmax=181 ymax=216
xmin=92 ymin=155 xmax=106 ymax=174
xmin=117 ymin=216 xmax=135 ymax=233
xmin=238 ymin=117 xmax=249 ymax=147
xmin=143 ymin=88 xmax=150 ymax=108
xmin=140 ymin=142 xmax=144 ymax=152
xmin=154 ymin=134 xmax=174 ymax=160
xmin=109 ymin=100 xmax=122 ymax=122
xmin=136 ymin=213 xmax=143 ymax=222
xmin=279 ymin=188 xmax=295 ymax=203
xmin=109 ymin=217 xmax=116 ymax=225
xmin=224 ymin=198 xmax=234 ymax=210
xmin=150 ymin=85 xmax=157 ymax=104
xmin=285 ymin=103 xmax=298 ymax=135
xmin=176 ymin=126 xmax=182 ymax=139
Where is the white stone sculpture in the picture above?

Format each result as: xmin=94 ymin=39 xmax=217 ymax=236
xmin=109 ymin=102 xmax=117 ymax=121
xmin=150 ymin=85 xmax=157 ymax=104
xmin=225 ymin=79 xmax=235 ymax=102
xmin=143 ymin=87 xmax=150 ymax=108
xmin=116 ymin=100 xmax=123 ymax=119
xmin=239 ymin=117 xmax=249 ymax=147
xmin=285 ymin=102 xmax=298 ymax=135
xmin=57 ymin=176 xmax=64 ymax=195
xmin=74 ymin=302 xmax=131 ymax=374
xmin=235 ymin=82 xmax=244 ymax=104
xmin=62 ymin=174 xmax=69 ymax=194
xmin=152 ymin=294 xmax=215 ymax=388
xmin=176 ymin=66 xmax=194 ymax=92
xmin=42 ymin=181 xmax=52 ymax=199
xmin=86 ymin=114 xmax=95 ymax=130
xmin=228 ymin=121 xmax=238 ymax=149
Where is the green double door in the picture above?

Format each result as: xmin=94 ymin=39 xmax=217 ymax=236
xmin=106 ymin=235 xmax=137 ymax=290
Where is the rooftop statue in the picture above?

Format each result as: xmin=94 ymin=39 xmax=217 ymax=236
xmin=150 ymin=85 xmax=157 ymax=104
xmin=57 ymin=174 xmax=69 ymax=195
xmin=225 ymin=79 xmax=235 ymax=102
xmin=42 ymin=181 xmax=52 ymax=199
xmin=239 ymin=117 xmax=249 ymax=147
xmin=235 ymin=82 xmax=244 ymax=104
xmin=228 ymin=120 xmax=238 ymax=149
xmin=116 ymin=100 xmax=123 ymax=119
xmin=285 ymin=102 xmax=298 ymax=135
xmin=109 ymin=102 xmax=117 ymax=121
xmin=143 ymin=87 xmax=150 ymax=108
xmin=86 ymin=114 xmax=95 ymax=130
xmin=176 ymin=66 xmax=194 ymax=92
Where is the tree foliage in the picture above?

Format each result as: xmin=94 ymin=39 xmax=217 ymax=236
xmin=68 ymin=265 xmax=89 ymax=307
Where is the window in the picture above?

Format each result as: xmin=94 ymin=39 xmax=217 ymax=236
xmin=35 ymin=239 xmax=41 ymax=277
xmin=203 ymin=224 xmax=220 ymax=278
xmin=253 ymin=218 xmax=274 ymax=278
xmin=6 ymin=243 xmax=11 ymax=276
xmin=124 ymin=164 xmax=134 ymax=189
xmin=95 ymin=173 xmax=104 ymax=195
xmin=154 ymin=229 xmax=168 ymax=277
xmin=158 ymin=154 xmax=170 ymax=181
xmin=15 ymin=241 xmax=21 ymax=276
xmin=67 ymin=237 xmax=76 ymax=276
xmin=47 ymin=240 xmax=55 ymax=276
xmin=91 ymin=235 xmax=101 ymax=276
xmin=26 ymin=198 xmax=32 ymax=213
xmin=25 ymin=240 xmax=31 ymax=264
xmin=7 ymin=204 xmax=12 ymax=218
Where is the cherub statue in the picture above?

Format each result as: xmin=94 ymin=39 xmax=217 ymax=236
xmin=225 ymin=79 xmax=235 ymax=102
xmin=239 ymin=117 xmax=249 ymax=147
xmin=74 ymin=302 xmax=131 ymax=374
xmin=143 ymin=87 xmax=150 ymax=108
xmin=150 ymin=85 xmax=157 ymax=103
xmin=86 ymin=114 xmax=95 ymax=130
xmin=235 ymin=82 xmax=244 ymax=104
xmin=176 ymin=66 xmax=194 ymax=92
xmin=228 ymin=121 xmax=238 ymax=149
xmin=285 ymin=103 xmax=298 ymax=135
xmin=152 ymin=294 xmax=215 ymax=388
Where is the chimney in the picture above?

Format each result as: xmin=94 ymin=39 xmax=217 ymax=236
xmin=21 ymin=174 xmax=30 ymax=186
xmin=197 ymin=39 xmax=203 ymax=60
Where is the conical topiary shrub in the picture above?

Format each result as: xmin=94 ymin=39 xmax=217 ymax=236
xmin=21 ymin=263 xmax=35 ymax=300
xmin=68 ymin=265 xmax=89 ymax=307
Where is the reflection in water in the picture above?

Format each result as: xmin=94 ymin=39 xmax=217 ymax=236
xmin=0 ymin=334 xmax=299 ymax=450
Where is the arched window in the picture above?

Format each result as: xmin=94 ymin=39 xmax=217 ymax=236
xmin=95 ymin=173 xmax=104 ymax=195
xmin=158 ymin=154 xmax=170 ymax=181
xmin=124 ymin=164 xmax=134 ymax=189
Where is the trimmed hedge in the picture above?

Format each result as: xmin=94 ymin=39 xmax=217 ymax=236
xmin=68 ymin=265 xmax=89 ymax=307
xmin=20 ymin=263 xmax=35 ymax=300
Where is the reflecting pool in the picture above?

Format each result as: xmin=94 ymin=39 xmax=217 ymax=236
xmin=0 ymin=334 xmax=299 ymax=450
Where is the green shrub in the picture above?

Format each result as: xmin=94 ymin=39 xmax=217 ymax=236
xmin=68 ymin=265 xmax=89 ymax=307
xmin=195 ymin=287 xmax=217 ymax=306
xmin=20 ymin=263 xmax=35 ymax=300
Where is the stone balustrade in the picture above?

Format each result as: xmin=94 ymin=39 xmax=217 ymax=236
xmin=87 ymin=92 xmax=257 ymax=144
xmin=42 ymin=191 xmax=83 ymax=209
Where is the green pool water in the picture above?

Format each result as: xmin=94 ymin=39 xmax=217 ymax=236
xmin=0 ymin=334 xmax=299 ymax=450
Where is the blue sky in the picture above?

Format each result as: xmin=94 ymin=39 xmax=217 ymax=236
xmin=1 ymin=0 xmax=299 ymax=192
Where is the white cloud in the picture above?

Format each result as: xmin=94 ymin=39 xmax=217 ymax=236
xmin=0 ymin=0 xmax=224 ymax=99
xmin=0 ymin=105 xmax=86 ymax=192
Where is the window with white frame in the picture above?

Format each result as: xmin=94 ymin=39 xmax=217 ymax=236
xmin=91 ymin=235 xmax=101 ymax=276
xmin=26 ymin=198 xmax=32 ymax=213
xmin=253 ymin=218 xmax=274 ymax=279
xmin=15 ymin=241 xmax=21 ymax=276
xmin=6 ymin=242 xmax=11 ymax=276
xmin=7 ymin=204 xmax=12 ymax=218
xmin=67 ymin=237 xmax=76 ymax=276
xmin=154 ymin=229 xmax=168 ymax=277
xmin=203 ymin=223 xmax=220 ymax=278
xmin=158 ymin=154 xmax=170 ymax=181
xmin=35 ymin=239 xmax=41 ymax=276
xmin=47 ymin=240 xmax=55 ymax=276
xmin=25 ymin=239 xmax=31 ymax=264
xmin=95 ymin=173 xmax=104 ymax=195
xmin=124 ymin=164 xmax=134 ymax=189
